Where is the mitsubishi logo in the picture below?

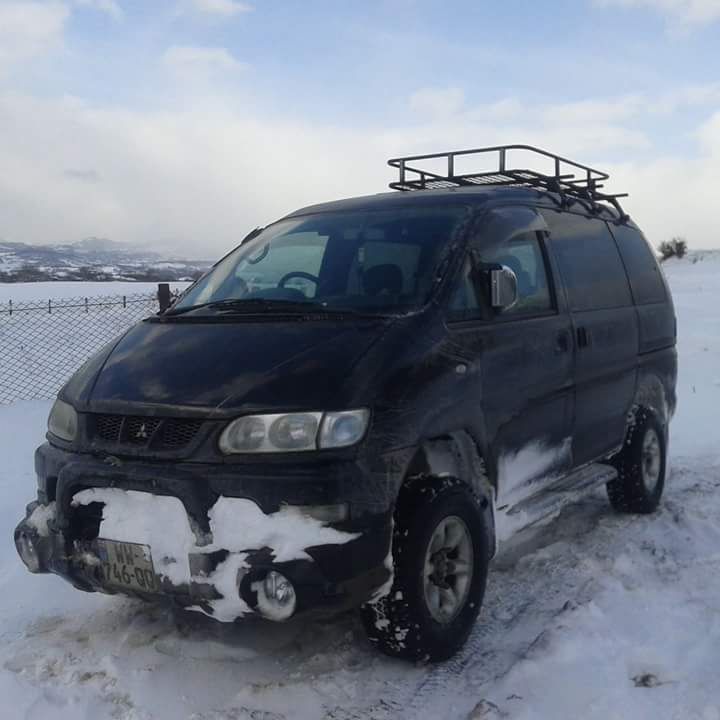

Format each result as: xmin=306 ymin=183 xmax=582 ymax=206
xmin=135 ymin=423 xmax=149 ymax=440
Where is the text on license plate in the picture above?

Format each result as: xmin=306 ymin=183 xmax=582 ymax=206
xmin=97 ymin=539 xmax=158 ymax=592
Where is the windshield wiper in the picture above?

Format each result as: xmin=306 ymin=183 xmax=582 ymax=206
xmin=207 ymin=298 xmax=332 ymax=313
xmin=164 ymin=297 xmax=380 ymax=318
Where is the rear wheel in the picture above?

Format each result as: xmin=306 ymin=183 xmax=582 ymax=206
xmin=607 ymin=407 xmax=667 ymax=514
xmin=360 ymin=479 xmax=489 ymax=662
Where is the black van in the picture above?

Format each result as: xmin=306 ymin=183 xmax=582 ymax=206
xmin=15 ymin=145 xmax=676 ymax=661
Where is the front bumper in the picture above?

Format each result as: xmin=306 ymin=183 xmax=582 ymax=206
xmin=15 ymin=443 xmax=394 ymax=621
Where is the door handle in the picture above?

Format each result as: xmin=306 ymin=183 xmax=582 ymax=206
xmin=576 ymin=326 xmax=590 ymax=348
xmin=555 ymin=330 xmax=570 ymax=354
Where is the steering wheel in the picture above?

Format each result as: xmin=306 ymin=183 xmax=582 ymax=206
xmin=278 ymin=271 xmax=320 ymax=289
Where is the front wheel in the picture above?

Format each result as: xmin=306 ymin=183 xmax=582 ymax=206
xmin=360 ymin=480 xmax=489 ymax=662
xmin=607 ymin=407 xmax=667 ymax=514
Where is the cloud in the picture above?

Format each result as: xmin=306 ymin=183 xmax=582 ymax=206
xmin=161 ymin=46 xmax=246 ymax=77
xmin=0 ymin=93 xmax=388 ymax=254
xmin=73 ymin=0 xmax=123 ymax=20
xmin=405 ymin=89 xmax=652 ymax=155
xmin=64 ymin=168 xmax=101 ymax=183
xmin=184 ymin=0 xmax=252 ymax=17
xmin=1 ymin=84 xmax=718 ymax=256
xmin=647 ymin=84 xmax=720 ymax=113
xmin=413 ymin=85 xmax=720 ymax=129
xmin=0 ymin=1 xmax=69 ymax=73
xmin=594 ymin=0 xmax=720 ymax=26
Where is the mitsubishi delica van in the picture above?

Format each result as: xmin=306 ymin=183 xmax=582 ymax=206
xmin=15 ymin=145 xmax=677 ymax=661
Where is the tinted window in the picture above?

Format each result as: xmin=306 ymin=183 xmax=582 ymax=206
xmin=449 ymin=232 xmax=552 ymax=319
xmin=610 ymin=224 xmax=667 ymax=305
xmin=543 ymin=211 xmax=632 ymax=312
xmin=484 ymin=232 xmax=552 ymax=315
xmin=449 ymin=257 xmax=481 ymax=316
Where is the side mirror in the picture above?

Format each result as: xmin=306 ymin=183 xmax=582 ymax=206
xmin=489 ymin=265 xmax=518 ymax=310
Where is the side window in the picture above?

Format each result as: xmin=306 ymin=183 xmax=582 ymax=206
xmin=543 ymin=211 xmax=632 ymax=312
xmin=449 ymin=257 xmax=481 ymax=315
xmin=448 ymin=232 xmax=553 ymax=320
xmin=610 ymin=224 xmax=667 ymax=305
xmin=483 ymin=232 xmax=552 ymax=316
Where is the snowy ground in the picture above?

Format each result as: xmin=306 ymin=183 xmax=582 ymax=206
xmin=0 ymin=255 xmax=718 ymax=719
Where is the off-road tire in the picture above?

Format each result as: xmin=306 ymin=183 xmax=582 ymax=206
xmin=360 ymin=478 xmax=489 ymax=662
xmin=607 ymin=407 xmax=667 ymax=514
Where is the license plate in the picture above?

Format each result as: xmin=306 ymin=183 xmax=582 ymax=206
xmin=97 ymin=539 xmax=158 ymax=593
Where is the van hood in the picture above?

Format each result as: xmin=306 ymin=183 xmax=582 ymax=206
xmin=62 ymin=317 xmax=393 ymax=414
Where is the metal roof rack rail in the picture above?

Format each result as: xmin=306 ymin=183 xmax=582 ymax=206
xmin=388 ymin=144 xmax=629 ymax=220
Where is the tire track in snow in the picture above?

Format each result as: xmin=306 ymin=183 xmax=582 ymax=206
xmin=1 ymin=460 xmax=713 ymax=720
xmin=393 ymin=458 xmax=712 ymax=720
xmin=399 ymin=524 xmax=603 ymax=718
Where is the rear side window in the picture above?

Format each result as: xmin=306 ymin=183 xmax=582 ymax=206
xmin=543 ymin=211 xmax=632 ymax=312
xmin=610 ymin=224 xmax=667 ymax=305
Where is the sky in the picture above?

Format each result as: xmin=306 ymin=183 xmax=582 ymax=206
xmin=0 ymin=0 xmax=719 ymax=257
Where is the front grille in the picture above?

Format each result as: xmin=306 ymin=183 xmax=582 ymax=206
xmin=123 ymin=417 xmax=162 ymax=445
xmin=89 ymin=414 xmax=204 ymax=451
xmin=160 ymin=419 xmax=203 ymax=448
xmin=96 ymin=414 xmax=123 ymax=443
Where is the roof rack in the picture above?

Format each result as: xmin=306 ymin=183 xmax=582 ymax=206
xmin=388 ymin=144 xmax=629 ymax=220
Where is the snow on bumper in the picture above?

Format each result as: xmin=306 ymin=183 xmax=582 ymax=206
xmin=15 ymin=489 xmax=390 ymax=622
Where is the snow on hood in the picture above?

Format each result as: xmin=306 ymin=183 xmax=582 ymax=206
xmin=71 ymin=488 xmax=359 ymax=621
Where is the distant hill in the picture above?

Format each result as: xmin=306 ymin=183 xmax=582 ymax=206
xmin=0 ymin=238 xmax=212 ymax=283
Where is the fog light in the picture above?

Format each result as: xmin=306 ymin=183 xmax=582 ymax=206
xmin=265 ymin=571 xmax=295 ymax=604
xmin=15 ymin=531 xmax=41 ymax=573
xmin=252 ymin=571 xmax=297 ymax=621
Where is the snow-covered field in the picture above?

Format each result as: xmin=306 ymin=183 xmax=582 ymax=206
xmin=0 ymin=256 xmax=718 ymax=720
xmin=0 ymin=281 xmax=190 ymax=303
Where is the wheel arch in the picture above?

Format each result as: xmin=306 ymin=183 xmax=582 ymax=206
xmin=398 ymin=431 xmax=498 ymax=557
xmin=630 ymin=370 xmax=673 ymax=433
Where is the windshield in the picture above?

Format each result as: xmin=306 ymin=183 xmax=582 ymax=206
xmin=173 ymin=205 xmax=467 ymax=315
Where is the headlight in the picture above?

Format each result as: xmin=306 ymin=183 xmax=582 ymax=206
xmin=219 ymin=409 xmax=369 ymax=454
xmin=319 ymin=409 xmax=370 ymax=449
xmin=47 ymin=399 xmax=78 ymax=442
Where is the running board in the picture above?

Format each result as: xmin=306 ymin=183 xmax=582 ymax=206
xmin=495 ymin=463 xmax=618 ymax=542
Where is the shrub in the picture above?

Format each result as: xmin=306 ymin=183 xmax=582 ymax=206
xmin=658 ymin=237 xmax=688 ymax=261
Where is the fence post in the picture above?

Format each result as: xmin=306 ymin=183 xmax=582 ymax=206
xmin=8 ymin=300 xmax=12 ymax=316
xmin=157 ymin=283 xmax=171 ymax=312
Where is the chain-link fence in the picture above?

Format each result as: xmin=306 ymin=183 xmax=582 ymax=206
xmin=0 ymin=292 xmax=162 ymax=404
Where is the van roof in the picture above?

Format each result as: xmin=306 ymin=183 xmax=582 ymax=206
xmin=285 ymin=185 xmax=627 ymax=224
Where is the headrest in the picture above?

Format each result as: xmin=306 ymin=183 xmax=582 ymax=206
xmin=363 ymin=263 xmax=403 ymax=296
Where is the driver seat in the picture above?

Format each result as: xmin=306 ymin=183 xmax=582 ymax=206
xmin=362 ymin=264 xmax=403 ymax=296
